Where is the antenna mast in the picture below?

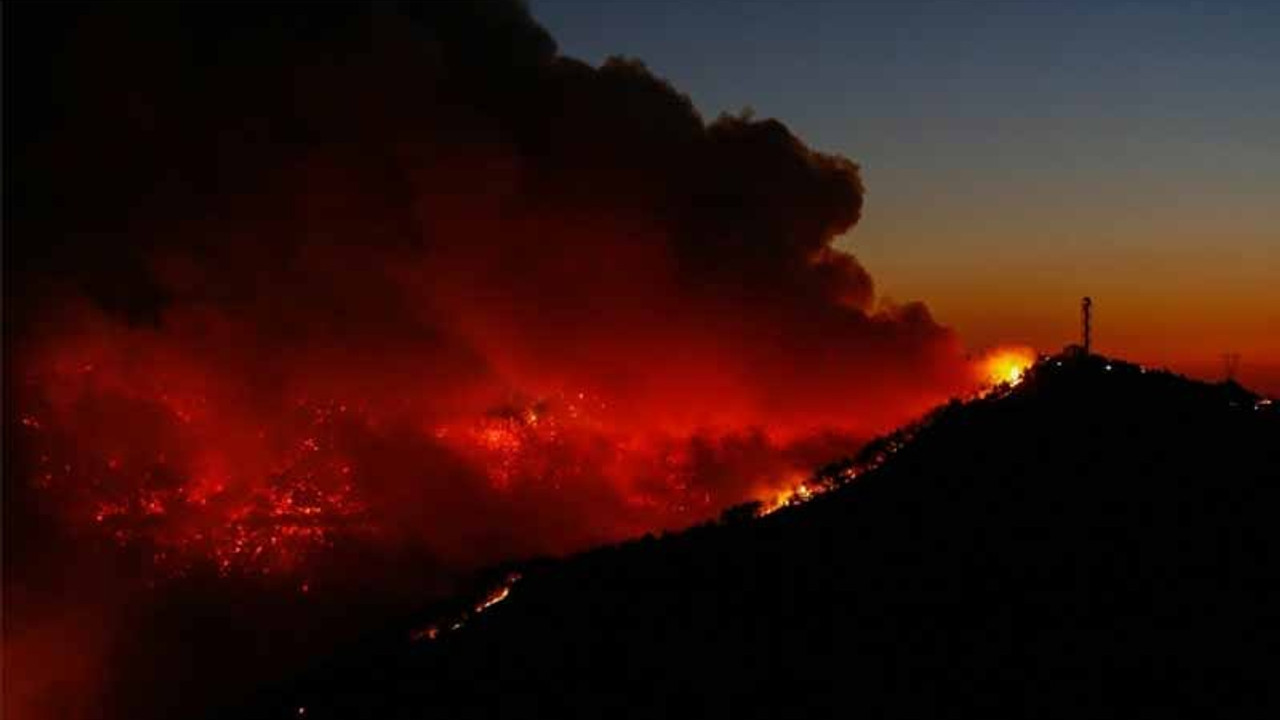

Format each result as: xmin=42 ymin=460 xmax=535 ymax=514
xmin=1081 ymin=296 xmax=1092 ymax=356
xmin=1223 ymin=352 xmax=1241 ymax=382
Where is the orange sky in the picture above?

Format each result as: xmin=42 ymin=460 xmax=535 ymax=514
xmin=848 ymin=197 xmax=1279 ymax=393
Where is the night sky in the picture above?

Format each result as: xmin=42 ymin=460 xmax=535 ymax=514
xmin=533 ymin=0 xmax=1280 ymax=391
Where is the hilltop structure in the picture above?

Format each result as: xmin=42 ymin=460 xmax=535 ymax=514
xmin=1064 ymin=296 xmax=1093 ymax=358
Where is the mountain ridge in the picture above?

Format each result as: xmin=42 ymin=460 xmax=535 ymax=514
xmin=230 ymin=353 xmax=1280 ymax=718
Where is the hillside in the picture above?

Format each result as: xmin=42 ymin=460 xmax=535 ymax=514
xmin=229 ymin=354 xmax=1280 ymax=718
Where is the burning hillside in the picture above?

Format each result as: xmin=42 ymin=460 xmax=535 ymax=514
xmin=238 ymin=355 xmax=1280 ymax=719
xmin=7 ymin=2 xmax=980 ymax=579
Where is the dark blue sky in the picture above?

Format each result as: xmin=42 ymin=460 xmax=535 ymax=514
xmin=529 ymin=0 xmax=1279 ymax=386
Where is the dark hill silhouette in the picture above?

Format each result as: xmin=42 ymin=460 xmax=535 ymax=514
xmin=226 ymin=354 xmax=1280 ymax=718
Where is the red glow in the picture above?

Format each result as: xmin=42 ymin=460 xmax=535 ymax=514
xmin=5 ymin=7 xmax=983 ymax=716
xmin=13 ymin=296 xmax=969 ymax=577
xmin=978 ymin=346 xmax=1038 ymax=388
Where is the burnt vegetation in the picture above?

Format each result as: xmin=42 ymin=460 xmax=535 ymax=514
xmin=230 ymin=355 xmax=1280 ymax=718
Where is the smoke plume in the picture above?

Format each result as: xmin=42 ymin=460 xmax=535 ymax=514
xmin=5 ymin=2 xmax=972 ymax=718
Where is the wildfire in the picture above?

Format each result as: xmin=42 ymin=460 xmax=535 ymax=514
xmin=474 ymin=578 xmax=516 ymax=613
xmin=980 ymin=347 xmax=1037 ymax=388
xmin=411 ymin=572 xmax=522 ymax=643
xmin=15 ymin=386 xmax=372 ymax=577
xmin=15 ymin=364 xmax=837 ymax=578
xmin=11 ymin=318 xmax=945 ymax=582
xmin=758 ymin=480 xmax=816 ymax=517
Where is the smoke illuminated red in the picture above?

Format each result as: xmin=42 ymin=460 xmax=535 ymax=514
xmin=7 ymin=3 xmax=987 ymax=719
xmin=13 ymin=305 xmax=967 ymax=575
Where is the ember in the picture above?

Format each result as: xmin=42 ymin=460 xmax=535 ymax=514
xmin=411 ymin=572 xmax=522 ymax=643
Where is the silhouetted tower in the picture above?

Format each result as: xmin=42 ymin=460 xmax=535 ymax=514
xmin=1081 ymin=297 xmax=1092 ymax=356
xmin=1223 ymin=352 xmax=1241 ymax=382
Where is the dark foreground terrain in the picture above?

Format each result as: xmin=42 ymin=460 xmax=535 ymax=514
xmin=228 ymin=355 xmax=1280 ymax=718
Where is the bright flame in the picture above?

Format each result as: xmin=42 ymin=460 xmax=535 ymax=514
xmin=980 ymin=347 xmax=1037 ymax=388
xmin=410 ymin=572 xmax=521 ymax=643
xmin=758 ymin=482 xmax=814 ymax=517
xmin=475 ymin=582 xmax=514 ymax=613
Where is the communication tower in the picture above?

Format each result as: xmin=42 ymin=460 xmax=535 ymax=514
xmin=1081 ymin=297 xmax=1092 ymax=356
xmin=1223 ymin=352 xmax=1241 ymax=382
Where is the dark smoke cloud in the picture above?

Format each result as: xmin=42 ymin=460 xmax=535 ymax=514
xmin=5 ymin=2 xmax=972 ymax=718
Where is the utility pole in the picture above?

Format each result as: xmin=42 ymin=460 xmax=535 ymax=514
xmin=1081 ymin=297 xmax=1092 ymax=356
